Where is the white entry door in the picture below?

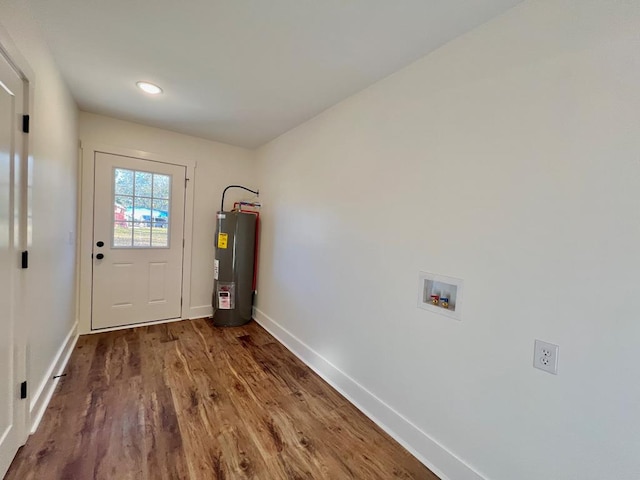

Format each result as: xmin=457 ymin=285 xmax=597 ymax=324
xmin=92 ymin=152 xmax=186 ymax=329
xmin=0 ymin=50 xmax=26 ymax=477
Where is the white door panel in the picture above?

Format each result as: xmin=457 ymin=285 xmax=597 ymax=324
xmin=92 ymin=152 xmax=186 ymax=329
xmin=0 ymin=50 xmax=26 ymax=478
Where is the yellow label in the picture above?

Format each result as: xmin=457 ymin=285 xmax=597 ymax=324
xmin=218 ymin=233 xmax=228 ymax=249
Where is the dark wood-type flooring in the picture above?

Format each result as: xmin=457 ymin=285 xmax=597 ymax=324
xmin=6 ymin=318 xmax=438 ymax=480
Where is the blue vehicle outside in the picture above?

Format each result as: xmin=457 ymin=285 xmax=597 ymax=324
xmin=125 ymin=207 xmax=168 ymax=227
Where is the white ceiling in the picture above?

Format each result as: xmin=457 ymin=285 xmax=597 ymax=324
xmin=29 ymin=0 xmax=522 ymax=148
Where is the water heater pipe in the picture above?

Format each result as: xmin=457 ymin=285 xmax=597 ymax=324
xmin=234 ymin=202 xmax=260 ymax=291
xmin=220 ymin=185 xmax=259 ymax=212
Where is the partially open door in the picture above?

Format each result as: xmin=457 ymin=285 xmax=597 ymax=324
xmin=0 ymin=47 xmax=27 ymax=478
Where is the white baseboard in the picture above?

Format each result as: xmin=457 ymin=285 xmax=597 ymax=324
xmin=252 ymin=307 xmax=486 ymax=480
xmin=29 ymin=321 xmax=79 ymax=434
xmin=189 ymin=304 xmax=212 ymax=319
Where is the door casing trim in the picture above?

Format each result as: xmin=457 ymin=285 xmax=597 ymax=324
xmin=78 ymin=143 xmax=196 ymax=334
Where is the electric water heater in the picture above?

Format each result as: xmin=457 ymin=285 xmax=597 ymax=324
xmin=212 ymin=210 xmax=257 ymax=326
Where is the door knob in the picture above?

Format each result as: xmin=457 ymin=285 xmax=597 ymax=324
xmin=96 ymin=253 xmax=104 ymax=260
xmin=96 ymin=241 xmax=104 ymax=247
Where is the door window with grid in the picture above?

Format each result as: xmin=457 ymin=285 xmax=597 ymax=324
xmin=113 ymin=168 xmax=171 ymax=248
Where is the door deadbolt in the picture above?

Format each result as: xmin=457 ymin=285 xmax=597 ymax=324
xmin=96 ymin=241 xmax=104 ymax=247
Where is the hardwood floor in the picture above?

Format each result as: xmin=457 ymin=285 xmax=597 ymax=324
xmin=6 ymin=319 xmax=438 ymax=480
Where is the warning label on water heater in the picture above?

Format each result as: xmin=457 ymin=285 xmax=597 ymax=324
xmin=217 ymin=283 xmax=234 ymax=310
xmin=214 ymin=259 xmax=219 ymax=280
xmin=218 ymin=233 xmax=228 ymax=249
xmin=218 ymin=291 xmax=231 ymax=309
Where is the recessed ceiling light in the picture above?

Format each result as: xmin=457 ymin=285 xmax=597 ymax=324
xmin=136 ymin=81 xmax=162 ymax=95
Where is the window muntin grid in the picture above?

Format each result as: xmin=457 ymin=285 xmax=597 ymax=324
xmin=112 ymin=168 xmax=171 ymax=248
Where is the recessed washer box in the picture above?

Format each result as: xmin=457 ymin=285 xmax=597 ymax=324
xmin=417 ymin=271 xmax=464 ymax=320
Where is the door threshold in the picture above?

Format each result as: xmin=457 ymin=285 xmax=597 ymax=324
xmin=87 ymin=316 xmax=185 ymax=334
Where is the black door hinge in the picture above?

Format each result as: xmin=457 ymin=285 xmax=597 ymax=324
xmin=21 ymin=250 xmax=28 ymax=269
xmin=20 ymin=381 xmax=27 ymax=399
xmin=22 ymin=115 xmax=29 ymax=134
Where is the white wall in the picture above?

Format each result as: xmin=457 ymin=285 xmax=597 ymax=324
xmin=0 ymin=1 xmax=79 ymax=425
xmin=254 ymin=1 xmax=640 ymax=479
xmin=79 ymin=112 xmax=256 ymax=319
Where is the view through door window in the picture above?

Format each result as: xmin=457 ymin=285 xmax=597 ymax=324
xmin=113 ymin=168 xmax=171 ymax=248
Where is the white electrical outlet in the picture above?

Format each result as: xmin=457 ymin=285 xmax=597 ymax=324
xmin=533 ymin=340 xmax=559 ymax=374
